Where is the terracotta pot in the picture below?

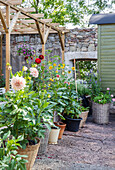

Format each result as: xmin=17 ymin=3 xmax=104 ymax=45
xmin=17 ymin=138 xmax=40 ymax=170
xmin=54 ymin=122 xmax=66 ymax=139
xmin=48 ymin=128 xmax=60 ymax=144
xmin=79 ymin=111 xmax=89 ymax=128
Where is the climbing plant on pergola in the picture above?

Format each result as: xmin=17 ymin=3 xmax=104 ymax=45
xmin=0 ymin=0 xmax=69 ymax=91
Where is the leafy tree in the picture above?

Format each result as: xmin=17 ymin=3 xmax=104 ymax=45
xmin=21 ymin=0 xmax=115 ymax=25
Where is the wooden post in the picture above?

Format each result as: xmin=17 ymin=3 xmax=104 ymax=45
xmin=58 ymin=32 xmax=65 ymax=64
xmin=62 ymin=32 xmax=65 ymax=64
xmin=0 ymin=34 xmax=2 ymax=76
xmin=74 ymin=58 xmax=77 ymax=94
xmin=42 ymin=24 xmax=45 ymax=58
xmin=6 ymin=5 xmax=10 ymax=91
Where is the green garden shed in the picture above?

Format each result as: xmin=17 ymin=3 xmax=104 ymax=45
xmin=89 ymin=13 xmax=115 ymax=94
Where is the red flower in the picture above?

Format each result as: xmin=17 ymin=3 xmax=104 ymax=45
xmin=39 ymin=55 xmax=44 ymax=60
xmin=56 ymin=74 xmax=60 ymax=78
xmin=24 ymin=56 xmax=28 ymax=60
xmin=35 ymin=58 xmax=41 ymax=64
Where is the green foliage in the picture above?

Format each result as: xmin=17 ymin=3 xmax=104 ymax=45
xmin=76 ymin=61 xmax=97 ymax=80
xmin=0 ymin=74 xmax=5 ymax=88
xmin=0 ymin=87 xmax=51 ymax=148
xmin=86 ymin=69 xmax=101 ymax=100
xmin=77 ymin=83 xmax=90 ymax=97
xmin=22 ymin=0 xmax=115 ymax=25
xmin=93 ymin=90 xmax=112 ymax=104
xmin=0 ymin=131 xmax=27 ymax=170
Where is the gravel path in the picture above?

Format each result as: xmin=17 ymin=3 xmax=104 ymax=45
xmin=32 ymin=117 xmax=115 ymax=170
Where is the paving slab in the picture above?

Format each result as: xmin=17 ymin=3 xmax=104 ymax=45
xmin=33 ymin=120 xmax=115 ymax=170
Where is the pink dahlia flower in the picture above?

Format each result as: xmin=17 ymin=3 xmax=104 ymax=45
xmin=112 ymin=98 xmax=115 ymax=102
xmin=11 ymin=76 xmax=26 ymax=90
xmin=30 ymin=67 xmax=39 ymax=78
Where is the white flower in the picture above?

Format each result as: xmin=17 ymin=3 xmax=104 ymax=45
xmin=30 ymin=67 xmax=39 ymax=78
xmin=23 ymin=66 xmax=28 ymax=71
xmin=11 ymin=76 xmax=26 ymax=91
xmin=8 ymin=66 xmax=12 ymax=70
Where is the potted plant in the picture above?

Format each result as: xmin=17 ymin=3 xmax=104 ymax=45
xmin=0 ymin=66 xmax=53 ymax=169
xmin=0 ymin=131 xmax=28 ymax=170
xmin=79 ymin=106 xmax=89 ymax=128
xmin=92 ymin=88 xmax=112 ymax=124
xmin=63 ymin=93 xmax=82 ymax=132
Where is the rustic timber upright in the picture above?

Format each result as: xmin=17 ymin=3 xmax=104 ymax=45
xmin=0 ymin=0 xmax=69 ymax=91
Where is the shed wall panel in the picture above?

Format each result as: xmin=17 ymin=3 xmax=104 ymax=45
xmin=98 ymin=24 xmax=115 ymax=93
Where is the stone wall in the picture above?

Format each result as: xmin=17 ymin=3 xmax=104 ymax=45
xmin=65 ymin=28 xmax=97 ymax=52
xmin=1 ymin=27 xmax=97 ymax=76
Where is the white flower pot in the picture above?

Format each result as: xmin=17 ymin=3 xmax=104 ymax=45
xmin=48 ymin=128 xmax=60 ymax=144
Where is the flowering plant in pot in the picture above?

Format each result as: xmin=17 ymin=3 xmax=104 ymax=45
xmin=45 ymin=60 xmax=76 ymax=140
xmin=86 ymin=69 xmax=101 ymax=100
xmin=0 ymin=67 xmax=53 ymax=169
xmin=92 ymin=88 xmax=112 ymax=124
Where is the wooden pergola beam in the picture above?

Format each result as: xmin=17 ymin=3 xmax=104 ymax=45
xmin=0 ymin=8 xmax=8 ymax=33
xmin=44 ymin=26 xmax=51 ymax=44
xmin=0 ymin=0 xmax=62 ymax=33
xmin=2 ymin=7 xmax=35 ymax=13
xmin=9 ymin=13 xmax=44 ymax=19
xmin=7 ymin=0 xmax=22 ymax=5
xmin=18 ymin=19 xmax=52 ymax=24
xmin=58 ymin=32 xmax=65 ymax=51
xmin=9 ymin=11 xmax=20 ymax=33
xmin=0 ymin=0 xmax=22 ymax=6
xmin=35 ymin=21 xmax=44 ymax=44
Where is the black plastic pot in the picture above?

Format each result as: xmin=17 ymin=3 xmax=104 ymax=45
xmin=65 ymin=117 xmax=82 ymax=132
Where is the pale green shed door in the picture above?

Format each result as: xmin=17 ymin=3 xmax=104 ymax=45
xmin=98 ymin=24 xmax=115 ymax=94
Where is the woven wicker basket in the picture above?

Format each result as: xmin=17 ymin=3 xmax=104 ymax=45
xmin=17 ymin=138 xmax=40 ymax=170
xmin=79 ymin=111 xmax=89 ymax=128
xmin=92 ymin=102 xmax=110 ymax=124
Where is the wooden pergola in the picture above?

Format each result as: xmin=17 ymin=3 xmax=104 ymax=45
xmin=0 ymin=0 xmax=69 ymax=91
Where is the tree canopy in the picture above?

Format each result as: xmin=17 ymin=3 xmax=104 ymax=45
xmin=22 ymin=0 xmax=115 ymax=26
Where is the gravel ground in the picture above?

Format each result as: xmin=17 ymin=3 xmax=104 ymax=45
xmin=32 ymin=116 xmax=115 ymax=170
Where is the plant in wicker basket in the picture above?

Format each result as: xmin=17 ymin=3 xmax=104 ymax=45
xmin=92 ymin=88 xmax=113 ymax=124
xmin=0 ymin=131 xmax=28 ymax=170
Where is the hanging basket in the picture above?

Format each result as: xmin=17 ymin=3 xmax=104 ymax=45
xmin=17 ymin=138 xmax=40 ymax=170
xmin=92 ymin=102 xmax=110 ymax=124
